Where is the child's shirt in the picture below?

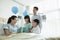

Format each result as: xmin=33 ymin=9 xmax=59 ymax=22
xmin=23 ymin=23 xmax=32 ymax=32
xmin=31 ymin=26 xmax=40 ymax=34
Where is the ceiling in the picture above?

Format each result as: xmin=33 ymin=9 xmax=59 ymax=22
xmin=13 ymin=0 xmax=44 ymax=5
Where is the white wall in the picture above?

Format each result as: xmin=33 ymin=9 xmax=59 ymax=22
xmin=29 ymin=0 xmax=60 ymax=37
xmin=0 ymin=0 xmax=24 ymax=18
xmin=0 ymin=0 xmax=25 ymax=34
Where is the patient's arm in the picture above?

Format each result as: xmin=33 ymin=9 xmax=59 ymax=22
xmin=4 ymin=29 xmax=11 ymax=36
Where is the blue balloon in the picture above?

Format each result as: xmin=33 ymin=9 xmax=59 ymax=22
xmin=23 ymin=10 xmax=28 ymax=16
xmin=12 ymin=6 xmax=18 ymax=14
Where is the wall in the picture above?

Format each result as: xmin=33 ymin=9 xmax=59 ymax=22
xmin=0 ymin=0 xmax=24 ymax=18
xmin=29 ymin=0 xmax=60 ymax=37
xmin=0 ymin=0 xmax=25 ymax=34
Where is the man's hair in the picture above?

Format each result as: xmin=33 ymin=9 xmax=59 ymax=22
xmin=33 ymin=19 xmax=39 ymax=25
xmin=34 ymin=7 xmax=38 ymax=11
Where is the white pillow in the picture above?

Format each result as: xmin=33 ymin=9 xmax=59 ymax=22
xmin=0 ymin=22 xmax=6 ymax=35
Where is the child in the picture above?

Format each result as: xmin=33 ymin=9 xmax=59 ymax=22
xmin=23 ymin=15 xmax=32 ymax=32
xmin=31 ymin=19 xmax=40 ymax=34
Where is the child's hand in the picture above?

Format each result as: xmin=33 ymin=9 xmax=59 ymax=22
xmin=29 ymin=29 xmax=32 ymax=33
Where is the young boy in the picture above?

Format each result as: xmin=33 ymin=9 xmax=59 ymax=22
xmin=31 ymin=19 xmax=40 ymax=34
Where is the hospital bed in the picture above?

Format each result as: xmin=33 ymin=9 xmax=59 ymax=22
xmin=0 ymin=33 xmax=45 ymax=40
xmin=0 ymin=33 xmax=60 ymax=40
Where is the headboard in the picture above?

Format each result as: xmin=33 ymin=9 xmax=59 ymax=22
xmin=0 ymin=17 xmax=7 ymax=22
xmin=0 ymin=17 xmax=3 ymax=22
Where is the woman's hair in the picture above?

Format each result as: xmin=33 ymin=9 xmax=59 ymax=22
xmin=7 ymin=15 xmax=17 ymax=24
xmin=33 ymin=19 xmax=39 ymax=25
xmin=24 ymin=15 xmax=31 ymax=23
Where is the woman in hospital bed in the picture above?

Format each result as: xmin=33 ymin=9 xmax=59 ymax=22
xmin=3 ymin=15 xmax=19 ymax=36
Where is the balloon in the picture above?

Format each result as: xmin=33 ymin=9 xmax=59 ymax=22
xmin=12 ymin=6 xmax=18 ymax=14
xmin=23 ymin=10 xmax=28 ymax=16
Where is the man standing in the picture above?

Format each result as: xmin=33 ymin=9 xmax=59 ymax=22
xmin=31 ymin=7 xmax=42 ymax=33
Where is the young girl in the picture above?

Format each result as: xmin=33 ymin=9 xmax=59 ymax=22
xmin=23 ymin=15 xmax=32 ymax=33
